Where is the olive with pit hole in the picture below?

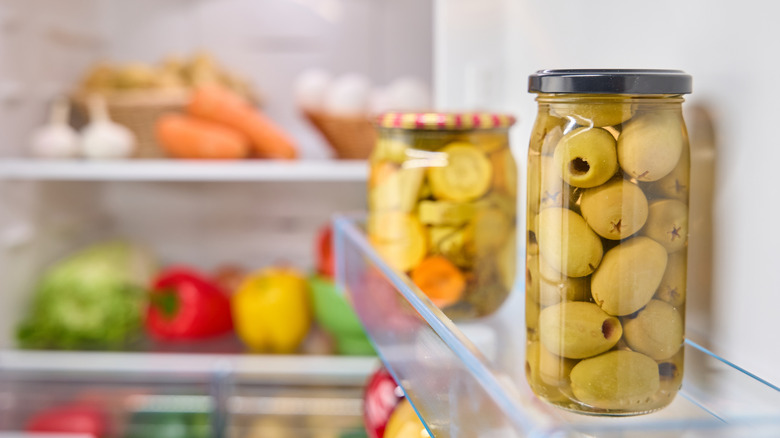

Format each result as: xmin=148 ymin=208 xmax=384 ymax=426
xmin=539 ymin=301 xmax=623 ymax=359
xmin=553 ymin=127 xmax=618 ymax=188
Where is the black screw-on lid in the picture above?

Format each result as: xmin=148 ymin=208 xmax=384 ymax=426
xmin=528 ymin=69 xmax=692 ymax=95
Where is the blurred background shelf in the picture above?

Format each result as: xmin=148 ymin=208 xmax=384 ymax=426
xmin=0 ymin=159 xmax=368 ymax=182
xmin=333 ymin=215 xmax=780 ymax=438
xmin=0 ymin=350 xmax=377 ymax=384
xmin=0 ymin=350 xmax=376 ymax=437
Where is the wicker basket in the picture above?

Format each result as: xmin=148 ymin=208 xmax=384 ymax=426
xmin=71 ymin=90 xmax=191 ymax=158
xmin=304 ymin=110 xmax=377 ymax=159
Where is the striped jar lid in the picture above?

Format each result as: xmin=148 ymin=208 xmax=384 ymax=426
xmin=377 ymin=112 xmax=516 ymax=130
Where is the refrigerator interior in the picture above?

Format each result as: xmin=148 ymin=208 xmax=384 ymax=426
xmin=0 ymin=0 xmax=432 ymax=434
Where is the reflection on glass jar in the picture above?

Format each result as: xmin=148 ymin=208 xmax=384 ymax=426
xmin=369 ymin=113 xmax=517 ymax=319
xmin=525 ymin=70 xmax=693 ymax=416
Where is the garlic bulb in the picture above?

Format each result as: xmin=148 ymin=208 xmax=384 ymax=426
xmin=30 ymin=97 xmax=79 ymax=159
xmin=80 ymin=95 xmax=136 ymax=159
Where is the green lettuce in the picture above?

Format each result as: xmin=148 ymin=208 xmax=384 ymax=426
xmin=17 ymin=240 xmax=157 ymax=350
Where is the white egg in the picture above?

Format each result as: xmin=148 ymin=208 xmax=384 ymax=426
xmin=368 ymin=87 xmax=393 ymax=115
xmin=386 ymin=77 xmax=432 ymax=112
xmin=324 ymin=73 xmax=372 ymax=117
xmin=294 ymin=68 xmax=332 ymax=112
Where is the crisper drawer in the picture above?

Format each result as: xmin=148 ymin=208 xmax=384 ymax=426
xmin=0 ymin=352 xmax=376 ymax=438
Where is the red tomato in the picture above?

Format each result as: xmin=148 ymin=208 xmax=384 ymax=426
xmin=364 ymin=367 xmax=404 ymax=438
xmin=317 ymin=225 xmax=335 ymax=279
xmin=26 ymin=403 xmax=108 ymax=437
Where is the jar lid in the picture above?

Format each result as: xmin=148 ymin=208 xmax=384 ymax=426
xmin=528 ymin=69 xmax=692 ymax=95
xmin=377 ymin=112 xmax=517 ymax=130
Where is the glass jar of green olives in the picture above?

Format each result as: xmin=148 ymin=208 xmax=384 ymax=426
xmin=369 ymin=112 xmax=517 ymax=319
xmin=524 ymin=70 xmax=692 ymax=415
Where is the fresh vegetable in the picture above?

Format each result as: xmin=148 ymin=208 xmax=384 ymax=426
xmin=146 ymin=267 xmax=234 ymax=341
xmin=427 ymin=142 xmax=493 ymax=202
xmin=308 ymin=275 xmax=374 ymax=355
xmin=26 ymin=402 xmax=108 ymax=437
xmin=156 ymin=113 xmax=250 ymax=159
xmin=30 ymin=97 xmax=79 ymax=159
xmin=383 ymin=399 xmax=428 ymax=438
xmin=80 ymin=95 xmax=136 ymax=159
xmin=80 ymin=52 xmax=256 ymax=100
xmin=363 ymin=367 xmax=403 ymax=438
xmin=410 ymin=255 xmax=466 ymax=308
xmin=123 ymin=411 xmax=209 ymax=438
xmin=367 ymin=212 xmax=427 ymax=273
xmin=232 ymin=267 xmax=311 ymax=353
xmin=316 ymin=225 xmax=335 ymax=279
xmin=17 ymin=241 xmax=155 ymax=350
xmin=187 ymin=85 xmax=297 ymax=159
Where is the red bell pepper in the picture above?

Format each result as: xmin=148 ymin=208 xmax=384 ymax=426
xmin=26 ymin=402 xmax=108 ymax=437
xmin=146 ymin=267 xmax=234 ymax=341
xmin=316 ymin=225 xmax=335 ymax=279
xmin=363 ymin=367 xmax=404 ymax=438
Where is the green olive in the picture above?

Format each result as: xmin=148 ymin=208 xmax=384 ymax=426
xmin=643 ymin=199 xmax=688 ymax=253
xmin=530 ymin=111 xmax=566 ymax=154
xmin=526 ymin=341 xmax=569 ymax=402
xmin=550 ymin=102 xmax=635 ymax=127
xmin=570 ymin=350 xmax=660 ymax=410
xmin=539 ymin=302 xmax=623 ymax=359
xmin=617 ymin=111 xmax=685 ymax=182
xmin=591 ymin=237 xmax=668 ymax=316
xmin=529 ymin=154 xmax=571 ymax=213
xmin=623 ymin=299 xmax=684 ymax=361
xmin=526 ymin=293 xmax=541 ymax=336
xmin=527 ymin=217 xmax=539 ymax=256
xmin=654 ymin=252 xmax=687 ymax=308
xmin=528 ymin=256 xmax=590 ymax=307
xmin=580 ymin=178 xmax=649 ymax=240
xmin=646 ymin=146 xmax=690 ymax=202
xmin=537 ymin=208 xmax=603 ymax=277
xmin=657 ymin=350 xmax=684 ymax=398
xmin=539 ymin=341 xmax=578 ymax=386
xmin=553 ymin=127 xmax=618 ymax=188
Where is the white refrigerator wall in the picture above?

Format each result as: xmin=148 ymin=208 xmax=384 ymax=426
xmin=435 ymin=0 xmax=780 ymax=385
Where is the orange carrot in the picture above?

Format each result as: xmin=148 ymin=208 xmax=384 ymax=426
xmin=156 ymin=113 xmax=250 ymax=159
xmin=187 ymin=85 xmax=298 ymax=159
xmin=411 ymin=255 xmax=466 ymax=308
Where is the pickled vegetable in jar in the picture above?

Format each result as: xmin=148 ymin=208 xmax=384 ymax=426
xmin=369 ymin=112 xmax=517 ymax=319
xmin=525 ymin=70 xmax=692 ymax=416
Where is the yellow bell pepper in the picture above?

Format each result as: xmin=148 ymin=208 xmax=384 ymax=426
xmin=232 ymin=267 xmax=312 ymax=353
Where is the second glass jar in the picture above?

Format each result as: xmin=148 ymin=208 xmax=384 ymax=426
xmin=368 ymin=112 xmax=517 ymax=319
